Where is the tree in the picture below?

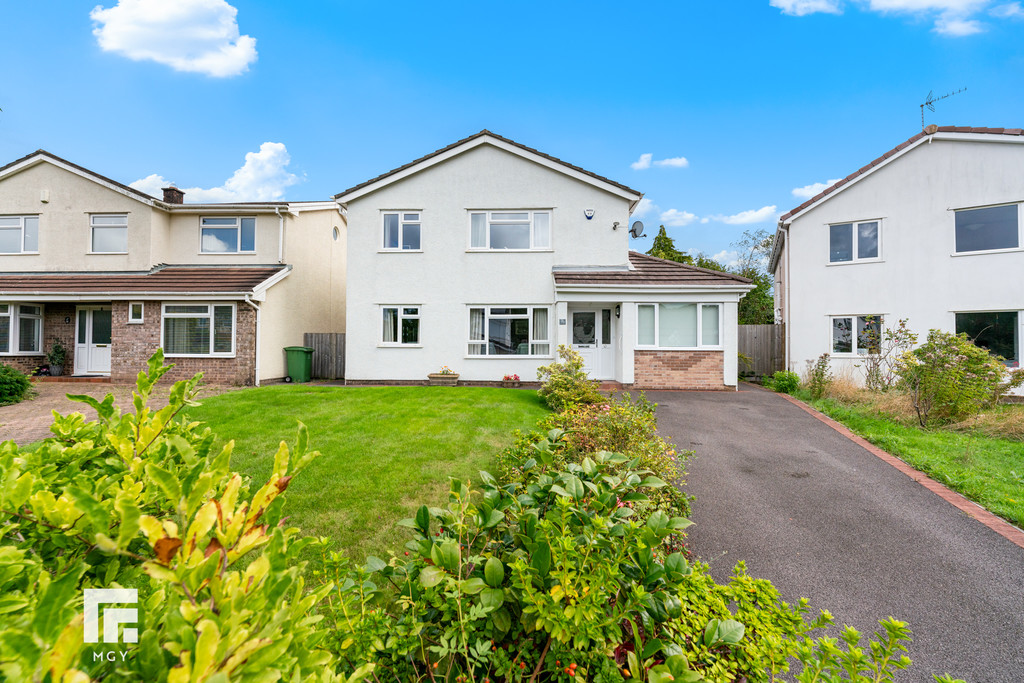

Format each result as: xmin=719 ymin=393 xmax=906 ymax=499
xmin=732 ymin=229 xmax=775 ymax=325
xmin=645 ymin=225 xmax=693 ymax=264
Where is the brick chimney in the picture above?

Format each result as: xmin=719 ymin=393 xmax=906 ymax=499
xmin=162 ymin=186 xmax=185 ymax=204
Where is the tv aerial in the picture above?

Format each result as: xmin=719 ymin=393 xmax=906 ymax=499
xmin=920 ymin=87 xmax=966 ymax=130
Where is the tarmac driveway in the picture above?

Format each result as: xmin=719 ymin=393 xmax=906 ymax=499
xmin=649 ymin=385 xmax=1024 ymax=682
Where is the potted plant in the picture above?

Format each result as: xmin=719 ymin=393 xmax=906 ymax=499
xmin=47 ymin=340 xmax=67 ymax=377
xmin=501 ymin=373 xmax=521 ymax=388
xmin=427 ymin=365 xmax=459 ymax=386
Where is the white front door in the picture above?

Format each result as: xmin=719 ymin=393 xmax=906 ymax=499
xmin=570 ymin=308 xmax=616 ymax=380
xmin=74 ymin=306 xmax=112 ymax=375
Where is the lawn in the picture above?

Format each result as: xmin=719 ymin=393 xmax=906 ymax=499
xmin=183 ymin=385 xmax=549 ymax=560
xmin=800 ymin=394 xmax=1024 ymax=528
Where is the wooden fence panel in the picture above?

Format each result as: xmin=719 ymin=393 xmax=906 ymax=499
xmin=303 ymin=333 xmax=345 ymax=380
xmin=738 ymin=324 xmax=784 ymax=378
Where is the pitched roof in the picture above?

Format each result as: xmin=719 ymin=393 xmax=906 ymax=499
xmin=779 ymin=126 xmax=1024 ymax=222
xmin=333 ymin=130 xmax=642 ymax=203
xmin=0 ymin=265 xmax=288 ymax=297
xmin=553 ymin=252 xmax=752 ymax=288
xmin=0 ymin=149 xmax=160 ymax=204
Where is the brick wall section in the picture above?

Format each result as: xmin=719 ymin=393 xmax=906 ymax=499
xmin=110 ymin=301 xmax=257 ymax=385
xmin=633 ymin=349 xmax=728 ymax=390
xmin=0 ymin=303 xmax=77 ymax=375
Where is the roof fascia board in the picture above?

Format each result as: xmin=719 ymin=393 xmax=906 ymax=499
xmin=0 ymin=156 xmax=158 ymax=208
xmin=0 ymin=293 xmax=253 ymax=301
xmin=251 ymin=265 xmax=292 ymax=301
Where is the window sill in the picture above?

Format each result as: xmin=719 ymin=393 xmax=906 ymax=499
xmin=829 ymin=353 xmax=874 ymax=358
xmin=378 ymin=344 xmax=423 ymax=348
xmin=635 ymin=346 xmax=724 ymax=352
xmin=464 ymin=355 xmax=555 ymax=360
xmin=197 ymin=252 xmax=258 ymax=256
xmin=378 ymin=250 xmax=424 ymax=254
xmin=826 ymin=259 xmax=883 ymax=267
xmin=127 ymin=321 xmax=144 ymax=325
xmin=87 ymin=251 xmax=129 ymax=255
xmin=950 ymin=247 xmax=1024 ymax=257
xmin=165 ymin=354 xmax=237 ymax=359
xmin=466 ymin=249 xmax=554 ymax=253
xmin=0 ymin=252 xmax=40 ymax=256
xmin=0 ymin=352 xmax=44 ymax=356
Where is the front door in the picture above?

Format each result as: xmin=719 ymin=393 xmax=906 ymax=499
xmin=74 ymin=306 xmax=112 ymax=375
xmin=570 ymin=308 xmax=615 ymax=379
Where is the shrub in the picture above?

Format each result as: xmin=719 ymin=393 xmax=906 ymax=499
xmin=0 ymin=362 xmax=31 ymax=405
xmin=536 ymin=344 xmax=605 ymax=411
xmin=806 ymin=353 xmax=833 ymax=399
xmin=766 ymin=370 xmax=800 ymax=394
xmin=861 ymin=317 xmax=918 ymax=392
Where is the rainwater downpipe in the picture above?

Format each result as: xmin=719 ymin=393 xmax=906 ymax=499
xmin=244 ymin=294 xmax=262 ymax=387
xmin=275 ymin=207 xmax=284 ymax=263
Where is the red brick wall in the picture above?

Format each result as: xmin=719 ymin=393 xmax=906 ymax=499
xmin=633 ymin=349 xmax=728 ymax=390
xmin=0 ymin=303 xmax=77 ymax=375
xmin=110 ymin=302 xmax=257 ymax=385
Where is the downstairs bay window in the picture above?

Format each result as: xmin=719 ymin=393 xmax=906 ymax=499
xmin=468 ymin=306 xmax=550 ymax=356
xmin=162 ymin=303 xmax=235 ymax=356
xmin=0 ymin=304 xmax=43 ymax=354
xmin=637 ymin=303 xmax=721 ymax=348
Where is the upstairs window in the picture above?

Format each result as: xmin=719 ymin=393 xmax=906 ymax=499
xmin=831 ymin=315 xmax=881 ymax=355
xmin=90 ymin=214 xmax=128 ymax=253
xmin=201 ymin=217 xmax=256 ymax=253
xmin=469 ymin=211 xmax=551 ymax=250
xmin=829 ymin=220 xmax=879 ymax=263
xmin=382 ymin=212 xmax=421 ymax=250
xmin=637 ymin=303 xmax=721 ymax=348
xmin=954 ymin=204 xmax=1019 ymax=253
xmin=955 ymin=311 xmax=1019 ymax=367
xmin=0 ymin=216 xmax=39 ymax=254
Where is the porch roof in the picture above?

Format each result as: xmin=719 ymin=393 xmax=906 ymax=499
xmin=553 ymin=252 xmax=753 ymax=288
xmin=0 ymin=265 xmax=289 ymax=298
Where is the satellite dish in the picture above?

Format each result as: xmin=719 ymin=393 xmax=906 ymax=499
xmin=629 ymin=221 xmax=645 ymax=239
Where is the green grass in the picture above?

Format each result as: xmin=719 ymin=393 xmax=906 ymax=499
xmin=184 ymin=385 xmax=548 ymax=560
xmin=799 ymin=393 xmax=1024 ymax=528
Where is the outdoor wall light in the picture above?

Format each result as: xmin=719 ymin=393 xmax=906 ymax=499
xmin=614 ymin=305 xmax=621 ymax=318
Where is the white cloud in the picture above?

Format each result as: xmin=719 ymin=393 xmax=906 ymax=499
xmin=659 ymin=209 xmax=699 ymax=227
xmin=633 ymin=197 xmax=660 ymax=217
xmin=991 ymin=1 xmax=1024 ymax=16
xmin=712 ymin=250 xmax=742 ymax=269
xmin=653 ymin=156 xmax=690 ymax=168
xmin=91 ymin=0 xmax=257 ymax=77
xmin=630 ymin=153 xmax=652 ymax=170
xmin=770 ymin=0 xmax=843 ymax=15
xmin=705 ymin=205 xmax=778 ymax=225
xmin=792 ymin=178 xmax=842 ymax=199
xmin=933 ymin=13 xmax=986 ymax=32
xmin=131 ymin=142 xmax=300 ymax=202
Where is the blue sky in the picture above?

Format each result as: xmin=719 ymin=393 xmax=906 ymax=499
xmin=1 ymin=0 xmax=1022 ymax=264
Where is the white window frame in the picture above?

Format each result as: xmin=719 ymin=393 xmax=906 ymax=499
xmin=827 ymin=219 xmax=882 ymax=265
xmin=951 ymin=202 xmax=1023 ymax=256
xmin=466 ymin=306 xmax=552 ymax=357
xmin=953 ymin=309 xmax=1021 ymax=368
xmin=0 ymin=303 xmax=45 ymax=355
xmin=161 ymin=302 xmax=236 ymax=357
xmin=199 ymin=216 xmax=257 ymax=254
xmin=89 ymin=214 xmax=128 ymax=254
xmin=0 ymin=215 xmax=39 ymax=255
xmin=636 ymin=303 xmax=723 ymax=350
xmin=381 ymin=212 xmax=422 ymax=251
xmin=128 ymin=302 xmax=145 ymax=324
xmin=829 ymin=314 xmax=883 ymax=356
xmin=380 ymin=305 xmax=421 ymax=346
xmin=467 ymin=210 xmax=552 ymax=251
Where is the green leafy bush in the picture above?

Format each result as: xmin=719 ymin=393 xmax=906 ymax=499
xmin=766 ymin=370 xmax=800 ymax=395
xmin=806 ymin=353 xmax=833 ymax=400
xmin=536 ymin=344 xmax=605 ymax=411
xmin=0 ymin=362 xmax=31 ymax=405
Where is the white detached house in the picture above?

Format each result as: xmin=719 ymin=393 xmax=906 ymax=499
xmin=336 ymin=131 xmax=753 ymax=390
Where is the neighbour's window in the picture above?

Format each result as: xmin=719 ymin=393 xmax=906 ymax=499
xmin=90 ymin=214 xmax=128 ymax=253
xmin=0 ymin=216 xmax=39 ymax=254
xmin=381 ymin=306 xmax=420 ymax=345
xmin=200 ymin=217 xmax=256 ymax=253
xmin=954 ymin=204 xmax=1019 ymax=253
xmin=636 ymin=303 xmax=721 ymax=348
xmin=469 ymin=211 xmax=551 ymax=250
xmin=829 ymin=220 xmax=879 ymax=263
xmin=128 ymin=302 xmax=144 ymax=324
xmin=955 ymin=311 xmax=1019 ymax=367
xmin=0 ymin=304 xmax=43 ymax=354
xmin=382 ymin=212 xmax=421 ymax=250
xmin=468 ymin=306 xmax=550 ymax=355
xmin=162 ymin=303 xmax=235 ymax=356
xmin=831 ymin=315 xmax=881 ymax=355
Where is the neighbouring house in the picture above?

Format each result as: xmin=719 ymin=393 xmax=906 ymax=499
xmin=770 ymin=125 xmax=1024 ymax=384
xmin=336 ymin=130 xmax=753 ymax=390
xmin=0 ymin=150 xmax=345 ymax=384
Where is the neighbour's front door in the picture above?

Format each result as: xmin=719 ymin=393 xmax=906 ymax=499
xmin=570 ymin=308 xmax=615 ymax=379
xmin=74 ymin=306 xmax=112 ymax=375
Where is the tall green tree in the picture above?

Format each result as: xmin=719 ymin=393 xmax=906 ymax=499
xmin=645 ymin=226 xmax=693 ymax=264
xmin=732 ymin=229 xmax=775 ymax=325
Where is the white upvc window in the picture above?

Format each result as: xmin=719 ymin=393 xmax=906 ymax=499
xmin=469 ymin=211 xmax=551 ymax=250
xmin=90 ymin=214 xmax=128 ymax=253
xmin=0 ymin=216 xmax=39 ymax=254
xmin=381 ymin=306 xmax=420 ymax=345
xmin=830 ymin=315 xmax=882 ymax=355
xmin=382 ymin=212 xmax=421 ymax=250
xmin=200 ymin=217 xmax=256 ymax=253
xmin=953 ymin=203 xmax=1021 ymax=254
xmin=955 ymin=310 xmax=1020 ymax=367
xmin=128 ymin=302 xmax=144 ymax=324
xmin=162 ymin=303 xmax=236 ymax=357
xmin=0 ymin=304 xmax=44 ymax=354
xmin=637 ymin=303 xmax=722 ymax=349
xmin=828 ymin=220 xmax=880 ymax=263
xmin=467 ymin=306 xmax=550 ymax=356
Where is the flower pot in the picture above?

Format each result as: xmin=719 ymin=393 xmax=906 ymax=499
xmin=428 ymin=373 xmax=459 ymax=387
xmin=49 ymin=364 xmax=64 ymax=377
xmin=501 ymin=380 xmax=521 ymax=389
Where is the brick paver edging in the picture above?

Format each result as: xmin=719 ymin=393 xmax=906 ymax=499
xmin=769 ymin=389 xmax=1024 ymax=550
